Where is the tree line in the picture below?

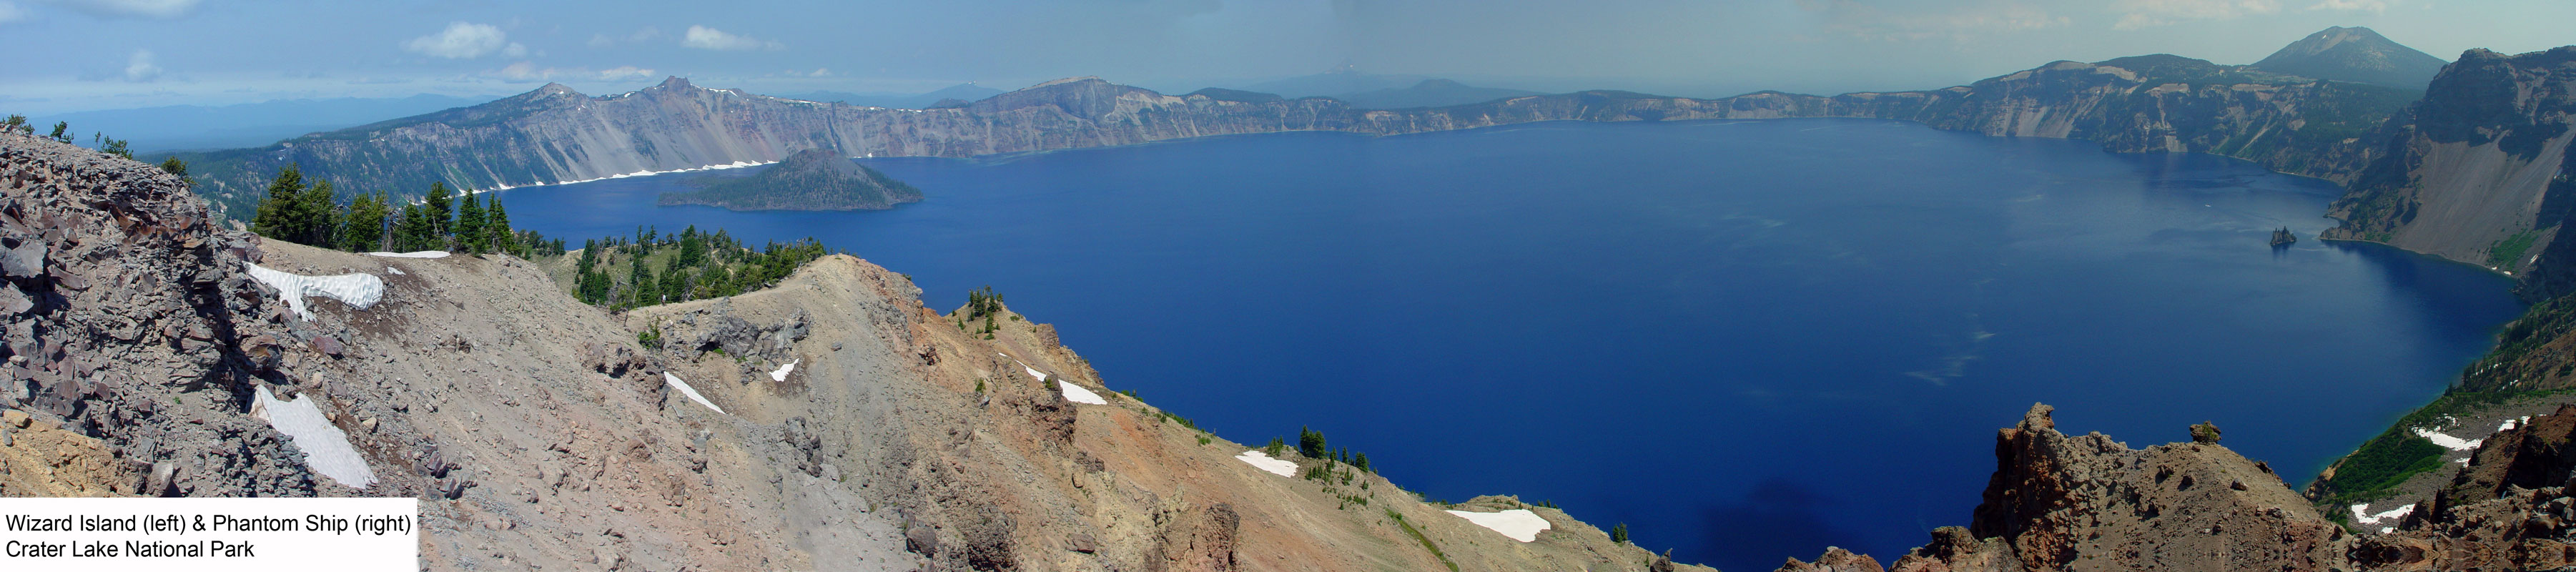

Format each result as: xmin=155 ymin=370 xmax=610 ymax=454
xmin=247 ymin=165 xmax=564 ymax=257
xmin=569 ymin=225 xmax=834 ymax=310
xmin=6 ymin=114 xmax=183 ymax=175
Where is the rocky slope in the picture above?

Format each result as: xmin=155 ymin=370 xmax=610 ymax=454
xmin=2324 ymin=46 xmax=2576 ymax=297
xmin=2250 ymin=26 xmax=2451 ymax=90
xmin=657 ymin=147 xmax=924 ymax=211
xmin=3 ymin=131 xmax=1705 ymax=571
xmin=176 ymin=31 xmax=2421 ymax=219
xmin=1782 ymin=403 xmax=2576 ymax=572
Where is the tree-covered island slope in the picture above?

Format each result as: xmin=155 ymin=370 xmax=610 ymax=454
xmin=657 ymin=147 xmax=923 ymax=212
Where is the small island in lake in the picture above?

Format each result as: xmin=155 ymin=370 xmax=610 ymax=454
xmin=658 ymin=148 xmax=925 ymax=211
xmin=2271 ymin=227 xmax=2297 ymax=247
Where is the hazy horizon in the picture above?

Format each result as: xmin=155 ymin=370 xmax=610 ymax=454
xmin=4 ymin=0 xmax=2572 ymax=115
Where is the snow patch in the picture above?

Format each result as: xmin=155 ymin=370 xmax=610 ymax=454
xmin=365 ymin=251 xmax=450 ymax=259
xmin=245 ymin=263 xmax=384 ymax=321
xmin=490 ymin=159 xmax=776 ymax=189
xmin=1234 ymin=450 xmax=1296 ymax=477
xmin=385 ymin=267 xmax=405 ymax=275
xmin=769 ymin=360 xmax=798 ymax=382
xmin=1025 ymin=365 xmax=1048 ymax=381
xmin=663 ymin=372 xmax=724 ymax=413
xmin=1058 ymin=380 xmax=1107 ymax=405
xmin=253 ymin=386 xmax=377 ymax=488
xmin=1446 ymin=509 xmax=1551 ymax=542
xmin=2413 ymin=428 xmax=2482 ymax=451
xmin=2350 ymin=503 xmax=2414 ymax=525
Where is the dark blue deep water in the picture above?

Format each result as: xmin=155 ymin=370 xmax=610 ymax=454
xmin=493 ymin=119 xmax=2526 ymax=571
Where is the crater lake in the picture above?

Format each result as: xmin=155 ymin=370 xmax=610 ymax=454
xmin=490 ymin=118 xmax=2525 ymax=571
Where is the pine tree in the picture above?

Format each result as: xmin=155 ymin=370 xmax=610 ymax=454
xmin=631 ymin=250 xmax=657 ymax=306
xmin=453 ymin=192 xmax=488 ymax=254
xmin=294 ymin=179 xmax=339 ymax=246
xmin=250 ymin=166 xmax=305 ymax=242
xmin=487 ymin=199 xmax=518 ymax=256
xmin=423 ymin=182 xmax=454 ymax=242
xmin=1355 ymin=452 xmax=1371 ymax=473
xmin=339 ymin=193 xmax=389 ymax=252
xmin=677 ymin=225 xmax=706 ymax=269
xmin=659 ymin=257 xmax=686 ymax=303
xmin=1298 ymin=427 xmax=1326 ymax=458
xmin=1610 ymin=523 xmax=1629 ymax=545
xmin=157 ymin=157 xmax=188 ymax=178
xmin=47 ymin=122 xmax=67 ymax=142
xmin=394 ymin=203 xmax=438 ymax=252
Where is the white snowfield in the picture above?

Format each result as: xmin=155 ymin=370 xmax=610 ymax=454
xmin=662 ymin=372 xmax=725 ymax=414
xmin=253 ymin=386 xmax=377 ymax=488
xmin=365 ymin=251 xmax=450 ymax=259
xmin=1025 ymin=365 xmax=1048 ymax=381
xmin=2412 ymin=428 xmax=2482 ymax=451
xmin=769 ymin=360 xmax=799 ymax=382
xmin=245 ymin=263 xmax=385 ymax=321
xmin=1234 ymin=450 xmax=1297 ymax=477
xmin=1446 ymin=508 xmax=1551 ymax=542
xmin=2350 ymin=503 xmax=2414 ymax=526
xmin=1058 ymin=380 xmax=1108 ymax=405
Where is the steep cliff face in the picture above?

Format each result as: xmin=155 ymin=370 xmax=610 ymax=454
xmin=2324 ymin=46 xmax=2576 ymax=297
xmin=181 ymin=51 xmax=2415 ymax=220
xmin=6 ymin=132 xmax=1707 ymax=571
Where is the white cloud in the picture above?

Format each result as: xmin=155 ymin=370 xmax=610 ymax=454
xmin=681 ymin=25 xmax=784 ymax=51
xmin=2307 ymin=0 xmax=2387 ymax=11
xmin=811 ymin=67 xmax=831 ymax=77
xmin=0 ymin=2 xmax=26 ymax=24
xmin=597 ymin=66 xmax=657 ymax=81
xmin=1798 ymin=0 xmax=2069 ymax=43
xmin=123 ymin=49 xmax=161 ymax=82
xmin=403 ymin=21 xmax=515 ymax=59
xmin=492 ymin=62 xmax=658 ymax=83
xmin=2112 ymin=0 xmax=2281 ymax=30
xmin=588 ymin=26 xmax=664 ymax=48
xmin=34 ymin=0 xmax=196 ymax=19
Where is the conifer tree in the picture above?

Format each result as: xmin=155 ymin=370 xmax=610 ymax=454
xmin=339 ymin=193 xmax=389 ymax=252
xmin=631 ymin=250 xmax=657 ymax=306
xmin=487 ymin=199 xmax=518 ymax=256
xmin=423 ymin=182 xmax=454 ymax=240
xmin=453 ymin=192 xmax=487 ymax=254
xmin=47 ymin=122 xmax=67 ymax=142
xmin=1298 ymin=427 xmax=1326 ymax=458
xmin=394 ymin=203 xmax=438 ymax=252
xmin=250 ymin=165 xmax=305 ymax=242
xmin=157 ymin=157 xmax=187 ymax=178
xmin=294 ymin=179 xmax=339 ymax=246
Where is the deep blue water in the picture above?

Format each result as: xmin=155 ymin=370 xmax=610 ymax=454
xmin=493 ymin=119 xmax=2525 ymax=570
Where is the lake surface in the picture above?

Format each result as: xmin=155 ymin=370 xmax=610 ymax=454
xmin=493 ymin=119 xmax=2526 ymax=570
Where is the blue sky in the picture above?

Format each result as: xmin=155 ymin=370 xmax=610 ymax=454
xmin=2 ymin=0 xmax=2570 ymax=114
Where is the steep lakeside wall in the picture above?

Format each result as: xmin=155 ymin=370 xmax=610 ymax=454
xmin=179 ymin=60 xmax=2412 ymax=222
xmin=2326 ymin=47 xmax=2576 ymax=299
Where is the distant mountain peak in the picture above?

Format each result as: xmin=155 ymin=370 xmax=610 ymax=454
xmin=2249 ymin=26 xmax=2447 ymax=89
xmin=636 ymin=77 xmax=706 ymax=95
xmin=1027 ymin=77 xmax=1106 ymax=89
